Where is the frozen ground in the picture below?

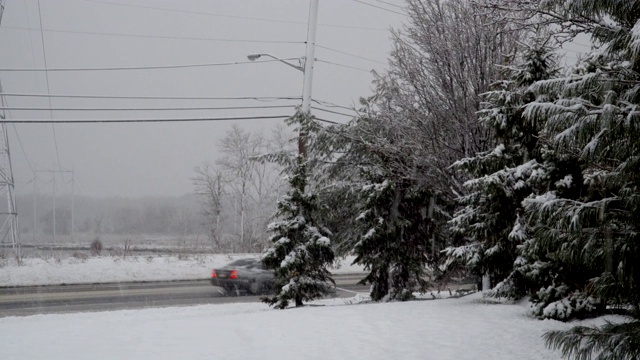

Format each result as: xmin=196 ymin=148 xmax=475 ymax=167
xmin=0 ymin=254 xmax=366 ymax=287
xmin=1 ymin=253 xmax=625 ymax=359
xmin=0 ymin=291 xmax=623 ymax=360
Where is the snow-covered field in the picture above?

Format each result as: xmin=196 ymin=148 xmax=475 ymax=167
xmin=0 ymin=254 xmax=366 ymax=287
xmin=0 ymin=291 xmax=621 ymax=360
xmin=0 ymin=254 xmax=623 ymax=359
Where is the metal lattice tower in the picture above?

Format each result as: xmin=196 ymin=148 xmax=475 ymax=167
xmin=0 ymin=0 xmax=21 ymax=257
xmin=0 ymin=114 xmax=20 ymax=256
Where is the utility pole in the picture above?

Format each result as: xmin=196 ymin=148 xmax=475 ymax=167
xmin=0 ymin=0 xmax=21 ymax=258
xmin=301 ymin=0 xmax=318 ymax=115
xmin=298 ymin=0 xmax=319 ymax=157
xmin=244 ymin=0 xmax=318 ymax=156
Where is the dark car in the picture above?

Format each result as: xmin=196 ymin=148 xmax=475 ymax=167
xmin=210 ymin=258 xmax=274 ymax=296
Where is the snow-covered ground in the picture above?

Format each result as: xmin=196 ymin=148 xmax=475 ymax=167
xmin=1 ymin=254 xmax=624 ymax=359
xmin=0 ymin=254 xmax=366 ymax=287
xmin=0 ymin=291 xmax=622 ymax=360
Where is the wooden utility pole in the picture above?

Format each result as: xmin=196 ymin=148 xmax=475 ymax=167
xmin=298 ymin=0 xmax=319 ymax=158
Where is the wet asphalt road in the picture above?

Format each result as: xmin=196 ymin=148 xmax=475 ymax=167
xmin=0 ymin=274 xmax=370 ymax=317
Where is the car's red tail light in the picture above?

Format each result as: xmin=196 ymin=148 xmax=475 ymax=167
xmin=211 ymin=269 xmax=217 ymax=278
xmin=229 ymin=270 xmax=238 ymax=279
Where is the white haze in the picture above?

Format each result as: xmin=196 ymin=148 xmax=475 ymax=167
xmin=0 ymin=0 xmax=405 ymax=198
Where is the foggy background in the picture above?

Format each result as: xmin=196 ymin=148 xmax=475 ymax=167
xmin=0 ymin=0 xmax=405 ymax=198
xmin=0 ymin=0 xmax=587 ymax=252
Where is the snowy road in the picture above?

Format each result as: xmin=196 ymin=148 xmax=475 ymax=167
xmin=0 ymin=274 xmax=369 ymax=317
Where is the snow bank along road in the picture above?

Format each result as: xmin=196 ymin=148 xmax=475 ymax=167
xmin=0 ymin=274 xmax=369 ymax=317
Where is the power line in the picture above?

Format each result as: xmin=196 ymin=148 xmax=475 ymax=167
xmin=314 ymin=117 xmax=342 ymax=125
xmin=1 ymin=25 xmax=305 ymax=44
xmin=0 ymin=58 xmax=301 ymax=72
xmin=0 ymin=105 xmax=296 ymax=111
xmin=571 ymin=42 xmax=592 ymax=49
xmin=316 ymin=59 xmax=372 ymax=72
xmin=311 ymin=106 xmax=357 ymax=118
xmin=371 ymin=0 xmax=405 ymax=9
xmin=0 ymin=92 xmax=301 ymax=101
xmin=83 ymin=0 xmax=311 ymax=26
xmin=351 ymin=0 xmax=406 ymax=16
xmin=312 ymin=99 xmax=359 ymax=112
xmin=79 ymin=0 xmax=388 ymax=31
xmin=318 ymin=23 xmax=387 ymax=31
xmin=316 ymin=44 xmax=387 ymax=65
xmin=9 ymin=115 xmax=35 ymax=175
xmin=51 ymin=124 xmax=64 ymax=178
xmin=0 ymin=115 xmax=292 ymax=124
xmin=560 ymin=47 xmax=588 ymax=54
xmin=37 ymin=0 xmax=64 ymax=177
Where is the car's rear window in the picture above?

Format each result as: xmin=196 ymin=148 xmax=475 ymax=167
xmin=227 ymin=259 xmax=258 ymax=268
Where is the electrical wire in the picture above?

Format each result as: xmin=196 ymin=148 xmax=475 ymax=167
xmin=37 ymin=0 xmax=64 ymax=178
xmin=571 ymin=42 xmax=592 ymax=49
xmin=311 ymin=106 xmax=357 ymax=118
xmin=351 ymin=0 xmax=406 ymax=16
xmin=23 ymin=1 xmax=40 ymax=78
xmin=0 ymin=92 xmax=301 ymax=101
xmin=10 ymin=120 xmax=35 ymax=175
xmin=4 ymin=100 xmax=35 ymax=175
xmin=1 ymin=25 xmax=305 ymax=44
xmin=371 ymin=0 xmax=405 ymax=9
xmin=0 ymin=58 xmax=301 ymax=72
xmin=316 ymin=59 xmax=371 ymax=72
xmin=0 ymin=105 xmax=297 ymax=111
xmin=312 ymin=99 xmax=359 ymax=112
xmin=314 ymin=117 xmax=342 ymax=125
xmin=83 ymin=0 xmax=313 ymax=27
xmin=79 ymin=0 xmax=389 ymax=31
xmin=560 ymin=47 xmax=588 ymax=54
xmin=316 ymin=44 xmax=387 ymax=65
xmin=0 ymin=115 xmax=292 ymax=124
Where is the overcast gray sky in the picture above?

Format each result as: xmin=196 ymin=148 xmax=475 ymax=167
xmin=0 ymin=0 xmax=406 ymax=198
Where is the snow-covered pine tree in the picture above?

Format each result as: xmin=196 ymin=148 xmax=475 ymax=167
xmin=353 ymin=172 xmax=432 ymax=301
xmin=261 ymin=112 xmax=335 ymax=309
xmin=445 ymin=41 xmax=558 ymax=297
xmin=347 ymin=83 xmax=436 ymax=301
xmin=518 ymin=1 xmax=640 ymax=358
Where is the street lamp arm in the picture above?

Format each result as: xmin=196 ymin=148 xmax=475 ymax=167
xmin=246 ymin=53 xmax=304 ymax=72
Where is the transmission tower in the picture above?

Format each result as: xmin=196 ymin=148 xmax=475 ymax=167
xmin=0 ymin=0 xmax=21 ymax=257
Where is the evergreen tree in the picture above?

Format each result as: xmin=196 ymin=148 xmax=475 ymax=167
xmin=445 ymin=41 xmax=559 ymax=295
xmin=320 ymin=76 xmax=437 ymax=301
xmin=353 ymin=169 xmax=433 ymax=301
xmin=516 ymin=0 xmax=640 ymax=358
xmin=261 ymin=112 xmax=335 ymax=309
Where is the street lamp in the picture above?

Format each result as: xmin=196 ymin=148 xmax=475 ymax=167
xmin=246 ymin=52 xmax=314 ymax=157
xmin=246 ymin=53 xmax=304 ymax=72
xmin=247 ymin=0 xmax=319 ymax=157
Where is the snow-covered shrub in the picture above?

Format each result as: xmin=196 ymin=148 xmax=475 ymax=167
xmin=90 ymin=238 xmax=103 ymax=256
xmin=531 ymin=285 xmax=599 ymax=320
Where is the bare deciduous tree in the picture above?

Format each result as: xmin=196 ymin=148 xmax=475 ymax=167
xmin=194 ymin=124 xmax=293 ymax=253
xmin=388 ymin=0 xmax=522 ymax=196
xmin=192 ymin=163 xmax=226 ymax=250
xmin=216 ymin=125 xmax=266 ymax=251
